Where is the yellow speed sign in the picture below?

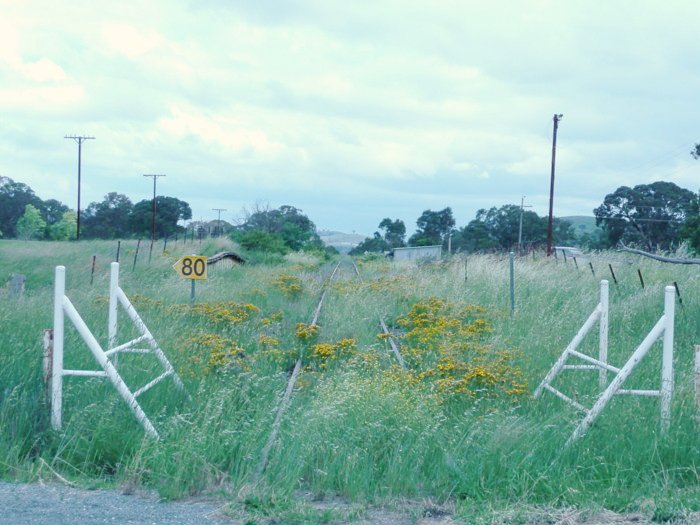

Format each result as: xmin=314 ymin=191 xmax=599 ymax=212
xmin=173 ymin=255 xmax=208 ymax=280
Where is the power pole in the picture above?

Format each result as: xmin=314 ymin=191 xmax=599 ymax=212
xmin=64 ymin=135 xmax=95 ymax=240
xmin=546 ymin=114 xmax=563 ymax=256
xmin=143 ymin=174 xmax=166 ymax=242
xmin=212 ymin=208 xmax=227 ymax=237
xmin=518 ymin=196 xmax=533 ymax=254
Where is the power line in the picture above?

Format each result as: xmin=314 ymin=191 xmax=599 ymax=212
xmin=143 ymin=174 xmax=166 ymax=241
xmin=64 ymin=135 xmax=95 ymax=240
xmin=212 ymin=208 xmax=227 ymax=237
xmin=546 ymin=114 xmax=563 ymax=256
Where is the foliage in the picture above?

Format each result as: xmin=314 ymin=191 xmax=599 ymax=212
xmin=233 ymin=204 xmax=323 ymax=252
xmin=378 ymin=218 xmax=406 ymax=248
xmin=408 ymin=207 xmax=455 ymax=246
xmin=594 ymin=181 xmax=696 ymax=250
xmin=83 ymin=193 xmax=134 ymax=239
xmin=130 ymin=196 xmax=192 ymax=239
xmin=15 ymin=204 xmax=46 ymax=240
xmin=234 ymin=230 xmax=288 ymax=254
xmin=47 ymin=211 xmax=77 ymax=240
xmin=0 ymin=176 xmax=45 ymax=238
xmin=348 ymin=232 xmax=390 ymax=255
xmin=350 ymin=217 xmax=407 ymax=255
xmin=395 ymin=298 xmax=526 ymax=399
xmin=39 ymin=198 xmax=70 ymax=235
xmin=453 ymin=205 xmax=576 ymax=252
xmin=0 ymin=224 xmax=699 ymax=520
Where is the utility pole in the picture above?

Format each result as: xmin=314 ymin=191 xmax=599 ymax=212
xmin=143 ymin=174 xmax=166 ymax=242
xmin=212 ymin=208 xmax=227 ymax=237
xmin=64 ymin=135 xmax=95 ymax=240
xmin=518 ymin=196 xmax=533 ymax=254
xmin=546 ymin=114 xmax=563 ymax=256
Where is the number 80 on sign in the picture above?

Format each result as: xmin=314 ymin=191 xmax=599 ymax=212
xmin=173 ymin=255 xmax=208 ymax=280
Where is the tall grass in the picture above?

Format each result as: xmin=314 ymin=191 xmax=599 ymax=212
xmin=0 ymin=239 xmax=698 ymax=519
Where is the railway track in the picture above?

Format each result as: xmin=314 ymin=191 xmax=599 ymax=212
xmin=255 ymin=257 xmax=404 ymax=479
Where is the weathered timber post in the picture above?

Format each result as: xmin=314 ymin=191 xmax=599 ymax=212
xmin=43 ymin=329 xmax=54 ymax=406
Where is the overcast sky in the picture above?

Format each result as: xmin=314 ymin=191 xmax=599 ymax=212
xmin=1 ymin=1 xmax=699 ymax=236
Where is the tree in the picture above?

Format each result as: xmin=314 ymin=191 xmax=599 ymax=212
xmin=691 ymin=143 xmax=700 ymax=160
xmin=594 ymin=182 xmax=696 ymax=250
xmin=408 ymin=208 xmax=455 ymax=246
xmin=16 ymin=204 xmax=46 ymax=240
xmin=130 ymin=196 xmax=192 ymax=238
xmin=48 ymin=211 xmax=77 ymax=240
xmin=378 ymin=218 xmax=406 ymax=248
xmin=452 ymin=205 xmax=576 ymax=253
xmin=348 ymin=232 xmax=390 ymax=255
xmin=82 ymin=193 xmax=134 ymax=239
xmin=0 ymin=177 xmax=44 ymax=238
xmin=39 ymin=199 xmax=70 ymax=228
xmin=234 ymin=204 xmax=322 ymax=251
xmin=236 ymin=230 xmax=288 ymax=254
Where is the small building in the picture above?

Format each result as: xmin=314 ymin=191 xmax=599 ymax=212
xmin=206 ymin=252 xmax=246 ymax=271
xmin=392 ymin=245 xmax=442 ymax=262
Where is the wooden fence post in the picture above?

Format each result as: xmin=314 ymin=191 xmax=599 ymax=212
xmin=43 ymin=329 xmax=53 ymax=406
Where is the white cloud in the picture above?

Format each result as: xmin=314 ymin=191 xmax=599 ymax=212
xmin=2 ymin=0 xmax=699 ymax=234
xmin=158 ymin=106 xmax=284 ymax=154
xmin=101 ymin=23 xmax=165 ymax=58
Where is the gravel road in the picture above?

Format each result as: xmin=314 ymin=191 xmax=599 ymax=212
xmin=0 ymin=482 xmax=233 ymax=525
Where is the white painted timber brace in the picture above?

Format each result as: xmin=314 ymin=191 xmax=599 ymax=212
xmin=534 ymin=280 xmax=609 ymax=399
xmin=51 ymin=262 xmax=185 ymax=439
xmin=535 ymin=282 xmax=675 ymax=444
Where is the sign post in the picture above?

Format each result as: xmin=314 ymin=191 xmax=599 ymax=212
xmin=173 ymin=255 xmax=208 ymax=304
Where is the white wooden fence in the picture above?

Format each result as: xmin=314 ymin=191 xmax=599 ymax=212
xmin=50 ymin=262 xmax=184 ymax=439
xmin=536 ymin=281 xmax=675 ymax=444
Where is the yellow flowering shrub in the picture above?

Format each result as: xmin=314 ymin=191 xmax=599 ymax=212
xmin=295 ymin=322 xmax=319 ymax=342
xmin=394 ymin=298 xmax=526 ymax=401
xmin=273 ymin=275 xmax=303 ymax=297
xmin=181 ymin=332 xmax=248 ymax=375
xmin=307 ymin=338 xmax=357 ymax=369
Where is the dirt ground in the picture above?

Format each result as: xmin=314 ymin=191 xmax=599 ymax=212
xmin=1 ymin=482 xmax=697 ymax=524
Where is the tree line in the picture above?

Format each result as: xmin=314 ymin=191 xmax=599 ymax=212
xmin=0 ymin=177 xmax=192 ymax=240
xmin=351 ymin=179 xmax=700 ymax=255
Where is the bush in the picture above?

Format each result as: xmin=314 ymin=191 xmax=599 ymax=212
xmin=232 ymin=230 xmax=288 ymax=254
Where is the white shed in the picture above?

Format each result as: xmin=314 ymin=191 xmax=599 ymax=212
xmin=392 ymin=245 xmax=442 ymax=262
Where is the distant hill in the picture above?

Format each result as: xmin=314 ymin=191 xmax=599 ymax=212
xmin=561 ymin=216 xmax=601 ymax=238
xmin=318 ymin=230 xmax=367 ymax=253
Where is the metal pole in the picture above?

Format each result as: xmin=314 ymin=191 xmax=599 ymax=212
xmin=190 ymin=280 xmax=196 ymax=304
xmin=546 ymin=114 xmax=562 ymax=256
xmin=509 ymin=251 xmax=515 ymax=316
xmin=90 ymin=255 xmax=96 ymax=285
xmin=517 ymin=196 xmax=532 ymax=254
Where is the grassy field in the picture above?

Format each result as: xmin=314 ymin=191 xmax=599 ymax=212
xmin=0 ymin=238 xmax=698 ymax=523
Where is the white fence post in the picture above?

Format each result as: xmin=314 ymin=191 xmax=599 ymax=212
xmin=538 ymin=281 xmax=676 ymax=444
xmin=51 ymin=266 xmax=65 ymax=430
xmin=108 ymin=262 xmax=119 ymax=367
xmin=660 ymin=285 xmax=675 ymax=434
xmin=49 ymin=263 xmax=185 ymax=438
xmin=599 ymin=280 xmax=609 ymax=391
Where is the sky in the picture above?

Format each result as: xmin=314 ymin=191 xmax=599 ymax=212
xmin=1 ymin=1 xmax=699 ymax=237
